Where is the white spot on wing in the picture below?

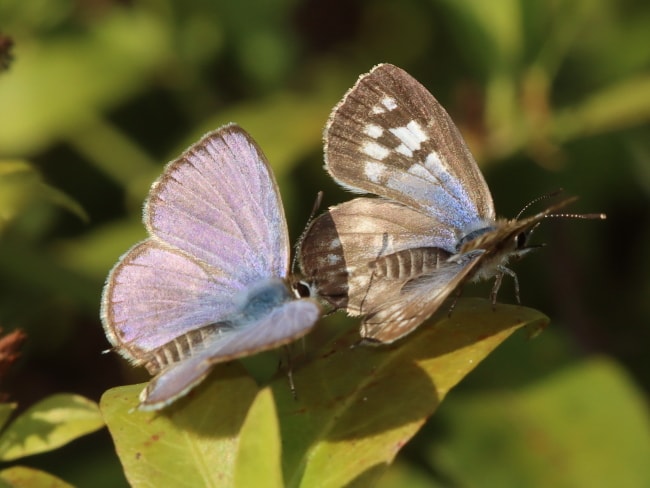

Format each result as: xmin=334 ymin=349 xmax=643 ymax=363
xmin=389 ymin=121 xmax=429 ymax=153
xmin=371 ymin=105 xmax=385 ymax=115
xmin=364 ymin=161 xmax=385 ymax=183
xmin=407 ymin=120 xmax=428 ymax=143
xmin=425 ymin=151 xmax=443 ymax=170
xmin=364 ymin=124 xmax=384 ymax=138
xmin=328 ymin=238 xmax=341 ymax=249
xmin=362 ymin=141 xmax=390 ymax=160
xmin=327 ymin=254 xmax=341 ymax=265
xmin=395 ymin=144 xmax=413 ymax=157
xmin=382 ymin=97 xmax=397 ymax=110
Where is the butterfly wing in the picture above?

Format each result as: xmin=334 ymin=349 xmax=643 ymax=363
xmin=139 ymin=298 xmax=321 ymax=410
xmin=324 ymin=63 xmax=495 ymax=230
xmin=102 ymin=241 xmax=236 ymax=364
xmin=300 ymin=197 xmax=452 ymax=310
xmin=102 ymin=124 xmax=295 ymax=364
xmin=359 ymin=252 xmax=484 ymax=343
xmin=145 ymin=124 xmax=289 ymax=284
xmin=300 ymin=197 xmax=486 ymax=342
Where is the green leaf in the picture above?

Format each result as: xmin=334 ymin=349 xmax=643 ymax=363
xmin=0 ymin=394 xmax=104 ymax=461
xmin=234 ymin=387 xmax=283 ymax=488
xmin=0 ymin=466 xmax=73 ymax=488
xmin=0 ymin=404 xmax=16 ymax=433
xmin=276 ymin=299 xmax=546 ymax=488
xmin=432 ymin=358 xmax=650 ymax=487
xmin=436 ymin=0 xmax=524 ymax=79
xmin=0 ymin=160 xmax=88 ymax=228
xmin=100 ymin=363 xmax=261 ymax=488
xmin=554 ymin=74 xmax=650 ymax=141
xmin=374 ymin=460 xmax=446 ymax=488
xmin=0 ymin=10 xmax=171 ymax=155
xmin=101 ymin=299 xmax=546 ymax=487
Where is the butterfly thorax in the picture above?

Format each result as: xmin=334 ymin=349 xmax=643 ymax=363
xmin=144 ymin=278 xmax=293 ymax=374
xmin=231 ymin=278 xmax=294 ymax=323
xmin=456 ymin=218 xmax=534 ymax=282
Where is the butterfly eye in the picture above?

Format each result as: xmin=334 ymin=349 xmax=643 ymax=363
xmin=293 ymin=280 xmax=313 ymax=298
xmin=515 ymin=231 xmax=528 ymax=249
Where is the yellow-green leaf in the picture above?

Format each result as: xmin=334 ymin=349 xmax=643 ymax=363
xmin=234 ymin=388 xmax=283 ymax=488
xmin=100 ymin=299 xmax=546 ymax=488
xmin=0 ymin=465 xmax=73 ymax=488
xmin=276 ymin=298 xmax=547 ymax=488
xmin=0 ymin=394 xmax=103 ymax=461
xmin=100 ymin=363 xmax=261 ymax=488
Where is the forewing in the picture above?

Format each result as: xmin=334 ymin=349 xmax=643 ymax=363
xmin=145 ymin=124 xmax=289 ymax=288
xmin=325 ymin=63 xmax=495 ymax=230
xmin=139 ymin=298 xmax=321 ymax=410
xmin=299 ymin=197 xmax=450 ymax=312
xmin=101 ymin=240 xmax=233 ymax=364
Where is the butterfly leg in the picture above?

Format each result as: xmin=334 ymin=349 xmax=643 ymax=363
xmin=495 ymin=265 xmax=520 ymax=304
xmin=281 ymin=345 xmax=298 ymax=401
xmin=359 ymin=232 xmax=389 ymax=314
xmin=447 ymin=285 xmax=465 ymax=317
xmin=490 ymin=272 xmax=504 ymax=310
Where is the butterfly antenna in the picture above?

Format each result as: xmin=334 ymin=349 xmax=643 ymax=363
xmin=544 ymin=212 xmax=607 ymax=220
xmin=515 ymin=188 xmax=565 ymax=219
xmin=291 ymin=191 xmax=324 ymax=274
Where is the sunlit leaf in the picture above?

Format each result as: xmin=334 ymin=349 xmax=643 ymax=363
xmin=234 ymin=387 xmax=283 ymax=488
xmin=0 ymin=466 xmax=73 ymax=488
xmin=101 ymin=363 xmax=261 ymax=488
xmin=277 ymin=299 xmax=546 ymax=487
xmin=0 ymin=394 xmax=104 ymax=461
xmin=101 ymin=299 xmax=546 ymax=487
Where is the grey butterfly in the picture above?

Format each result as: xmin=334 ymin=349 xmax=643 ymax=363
xmin=299 ymin=63 xmax=605 ymax=344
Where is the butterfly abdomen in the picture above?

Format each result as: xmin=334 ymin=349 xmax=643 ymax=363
xmin=145 ymin=324 xmax=227 ymax=374
xmin=369 ymin=247 xmax=451 ymax=280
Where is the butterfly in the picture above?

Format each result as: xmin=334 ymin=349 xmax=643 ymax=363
xmin=299 ymin=63 xmax=605 ymax=345
xmin=101 ymin=124 xmax=321 ymax=410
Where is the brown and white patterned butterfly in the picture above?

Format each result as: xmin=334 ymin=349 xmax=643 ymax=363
xmin=299 ymin=63 xmax=605 ymax=344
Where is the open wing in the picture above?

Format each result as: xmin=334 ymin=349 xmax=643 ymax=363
xmin=101 ymin=241 xmax=233 ymax=363
xmin=102 ymin=125 xmax=291 ymax=362
xmin=145 ymin=123 xmax=289 ymax=287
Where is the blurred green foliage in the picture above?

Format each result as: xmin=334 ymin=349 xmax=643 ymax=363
xmin=0 ymin=0 xmax=648 ymax=486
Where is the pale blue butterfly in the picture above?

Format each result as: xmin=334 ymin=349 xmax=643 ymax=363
xmin=101 ymin=124 xmax=321 ymax=410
